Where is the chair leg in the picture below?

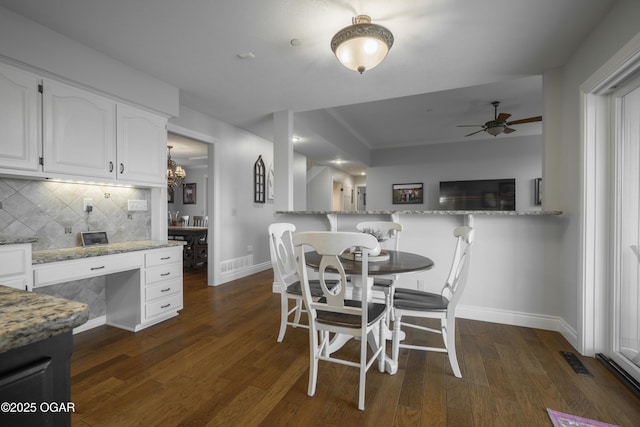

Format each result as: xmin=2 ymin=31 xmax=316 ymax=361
xmin=444 ymin=315 xmax=462 ymax=378
xmin=391 ymin=312 xmax=402 ymax=375
xmin=378 ymin=317 xmax=386 ymax=373
xmin=358 ymin=330 xmax=368 ymax=410
xmin=277 ymin=293 xmax=289 ymax=342
xmin=308 ymin=328 xmax=319 ymax=397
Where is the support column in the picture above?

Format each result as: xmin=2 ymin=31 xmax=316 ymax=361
xmin=273 ymin=110 xmax=294 ymax=211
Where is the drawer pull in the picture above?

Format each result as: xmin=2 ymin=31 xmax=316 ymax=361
xmin=161 ymin=288 xmax=171 ymax=292
xmin=160 ymin=272 xmax=171 ymax=277
xmin=90 ymin=266 xmax=106 ymax=270
xmin=161 ymin=303 xmax=171 ymax=309
xmin=160 ymin=256 xmax=171 ymax=260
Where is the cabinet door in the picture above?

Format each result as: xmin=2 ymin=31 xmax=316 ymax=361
xmin=116 ymin=104 xmax=166 ymax=184
xmin=0 ymin=62 xmax=40 ymax=171
xmin=43 ymin=79 xmax=116 ymax=178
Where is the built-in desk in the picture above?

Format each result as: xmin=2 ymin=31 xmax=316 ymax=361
xmin=32 ymin=241 xmax=184 ymax=332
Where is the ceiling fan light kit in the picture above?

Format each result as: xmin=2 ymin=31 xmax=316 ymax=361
xmin=458 ymin=101 xmax=542 ymax=137
xmin=331 ymin=15 xmax=394 ymax=74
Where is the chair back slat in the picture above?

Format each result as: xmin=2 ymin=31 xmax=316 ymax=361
xmin=293 ymin=231 xmax=377 ymax=322
xmin=268 ymin=223 xmax=299 ymax=289
xmin=441 ymin=226 xmax=474 ymax=305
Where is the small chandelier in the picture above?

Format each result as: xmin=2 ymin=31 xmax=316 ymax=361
xmin=330 ymin=15 xmax=394 ymax=74
xmin=167 ymin=145 xmax=186 ymax=189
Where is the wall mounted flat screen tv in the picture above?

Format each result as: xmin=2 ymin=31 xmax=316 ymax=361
xmin=439 ymin=179 xmax=516 ymax=211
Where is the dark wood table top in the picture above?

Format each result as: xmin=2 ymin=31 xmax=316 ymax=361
xmin=304 ymin=250 xmax=434 ymax=276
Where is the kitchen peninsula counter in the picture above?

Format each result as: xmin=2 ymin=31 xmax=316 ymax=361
xmin=32 ymin=240 xmax=184 ymax=265
xmin=276 ymin=210 xmax=562 ymax=216
xmin=0 ymin=285 xmax=88 ymax=354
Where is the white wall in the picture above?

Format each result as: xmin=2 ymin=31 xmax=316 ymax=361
xmin=551 ymin=0 xmax=640 ymax=335
xmin=368 ymin=135 xmax=542 ymax=211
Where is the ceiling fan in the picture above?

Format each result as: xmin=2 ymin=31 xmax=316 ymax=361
xmin=458 ymin=101 xmax=542 ymax=137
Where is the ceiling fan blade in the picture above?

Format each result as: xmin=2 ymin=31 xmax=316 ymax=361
xmin=496 ymin=113 xmax=511 ymax=123
xmin=464 ymin=129 xmax=485 ymax=137
xmin=503 ymin=127 xmax=516 ymax=134
xmin=507 ymin=116 xmax=542 ymax=125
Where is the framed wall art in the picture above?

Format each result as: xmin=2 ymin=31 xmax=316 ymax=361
xmin=183 ymin=183 xmax=196 ymax=204
xmin=392 ymin=183 xmax=423 ymax=204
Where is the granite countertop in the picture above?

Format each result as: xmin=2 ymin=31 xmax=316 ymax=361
xmin=0 ymin=236 xmax=38 ymax=245
xmin=32 ymin=240 xmax=184 ymax=264
xmin=0 ymin=285 xmax=89 ymax=354
xmin=276 ymin=210 xmax=563 ymax=216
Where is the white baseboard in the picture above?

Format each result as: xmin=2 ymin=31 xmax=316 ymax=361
xmin=73 ymin=315 xmax=106 ymax=334
xmin=218 ymin=261 xmax=271 ymax=285
xmin=457 ymin=305 xmax=580 ymax=349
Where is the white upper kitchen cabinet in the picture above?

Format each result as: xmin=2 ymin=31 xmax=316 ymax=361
xmin=116 ymin=104 xmax=167 ymax=185
xmin=0 ymin=62 xmax=40 ymax=171
xmin=42 ymin=79 xmax=116 ymax=179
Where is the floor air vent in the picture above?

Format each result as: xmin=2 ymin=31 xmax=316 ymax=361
xmin=560 ymin=351 xmax=591 ymax=375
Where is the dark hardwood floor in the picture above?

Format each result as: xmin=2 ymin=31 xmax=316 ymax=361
xmin=70 ymin=268 xmax=640 ymax=426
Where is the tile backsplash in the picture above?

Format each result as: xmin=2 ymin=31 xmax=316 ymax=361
xmin=0 ymin=178 xmax=151 ymax=250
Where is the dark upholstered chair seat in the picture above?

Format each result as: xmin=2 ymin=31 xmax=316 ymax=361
xmin=393 ymin=288 xmax=449 ymax=311
xmin=371 ymin=277 xmax=394 ymax=288
xmin=286 ymin=280 xmax=339 ymax=298
xmin=316 ymin=299 xmax=386 ymax=328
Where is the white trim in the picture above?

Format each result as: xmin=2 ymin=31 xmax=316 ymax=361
xmin=73 ymin=315 xmax=106 ymax=334
xmin=457 ymin=305 xmax=578 ymax=348
xmin=217 ymin=261 xmax=272 ymax=286
xmin=167 ymin=124 xmax=222 ymax=286
xmin=579 ymin=32 xmax=640 ymax=356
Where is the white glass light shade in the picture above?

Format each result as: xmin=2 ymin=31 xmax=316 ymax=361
xmin=486 ymin=126 xmax=504 ymax=136
xmin=331 ymin=15 xmax=393 ymax=74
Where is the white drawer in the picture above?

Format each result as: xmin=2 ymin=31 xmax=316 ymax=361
xmin=145 ymin=293 xmax=182 ymax=319
xmin=145 ymin=262 xmax=182 ymax=286
xmin=146 ymin=247 xmax=182 ymax=268
xmin=34 ymin=252 xmax=142 ymax=288
xmin=145 ymin=279 xmax=181 ymax=302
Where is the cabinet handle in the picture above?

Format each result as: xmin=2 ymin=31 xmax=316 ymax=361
xmin=161 ymin=288 xmax=171 ymax=292
xmin=161 ymin=303 xmax=171 ymax=309
xmin=91 ymin=266 xmax=106 ymax=270
xmin=160 ymin=272 xmax=171 ymax=277
xmin=161 ymin=256 xmax=171 ymax=260
xmin=120 ymin=163 xmax=124 ymax=174
xmin=109 ymin=161 xmax=114 ymax=172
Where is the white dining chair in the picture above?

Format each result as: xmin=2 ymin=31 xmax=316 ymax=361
xmin=391 ymin=226 xmax=474 ymax=378
xmin=192 ymin=215 xmax=208 ymax=227
xmin=356 ymin=221 xmax=403 ymax=321
xmin=268 ymin=223 xmax=339 ymax=342
xmin=293 ymin=231 xmax=387 ymax=411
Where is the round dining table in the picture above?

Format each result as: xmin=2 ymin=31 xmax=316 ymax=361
xmin=304 ymin=249 xmax=434 ymax=278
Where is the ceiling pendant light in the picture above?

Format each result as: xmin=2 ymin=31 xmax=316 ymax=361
xmin=330 ymin=15 xmax=394 ymax=74
xmin=167 ymin=145 xmax=186 ymax=189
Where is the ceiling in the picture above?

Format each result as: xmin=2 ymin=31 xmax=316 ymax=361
xmin=0 ymin=0 xmax=616 ymax=174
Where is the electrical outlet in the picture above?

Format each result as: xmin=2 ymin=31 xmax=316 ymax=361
xmin=64 ymin=227 xmax=72 ymax=234
xmin=104 ymin=193 xmax=110 ymax=199
xmin=127 ymin=199 xmax=147 ymax=211
xmin=83 ymin=198 xmax=93 ymax=212
xmin=247 ymin=245 xmax=253 ymax=253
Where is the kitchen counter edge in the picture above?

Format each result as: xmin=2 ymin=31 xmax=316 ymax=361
xmin=32 ymin=240 xmax=184 ymax=265
xmin=0 ymin=286 xmax=89 ymax=354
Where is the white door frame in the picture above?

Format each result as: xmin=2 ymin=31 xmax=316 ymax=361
xmin=167 ymin=124 xmax=220 ymax=286
xmin=579 ymin=33 xmax=640 ymax=356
